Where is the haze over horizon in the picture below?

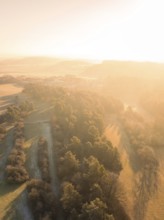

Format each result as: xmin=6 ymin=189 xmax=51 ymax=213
xmin=1 ymin=0 xmax=164 ymax=62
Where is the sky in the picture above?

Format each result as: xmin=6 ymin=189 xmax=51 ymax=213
xmin=0 ymin=0 xmax=164 ymax=62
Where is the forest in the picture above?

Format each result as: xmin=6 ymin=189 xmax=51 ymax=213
xmin=1 ymin=0 xmax=164 ymax=218
xmin=0 ymin=72 xmax=163 ymax=220
xmin=22 ymin=84 xmax=128 ymax=220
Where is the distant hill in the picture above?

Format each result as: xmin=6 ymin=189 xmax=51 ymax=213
xmin=82 ymin=60 xmax=164 ymax=79
xmin=1 ymin=58 xmax=164 ymax=80
xmin=0 ymin=56 xmax=93 ymax=77
xmin=81 ymin=60 xmax=164 ymax=102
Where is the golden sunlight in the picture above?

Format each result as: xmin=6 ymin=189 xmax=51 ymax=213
xmin=0 ymin=0 xmax=164 ymax=62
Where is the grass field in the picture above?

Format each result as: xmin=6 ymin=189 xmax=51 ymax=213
xmin=0 ymin=83 xmax=23 ymax=115
xmin=0 ymin=135 xmax=35 ymax=220
xmin=0 ymin=83 xmax=26 ymax=219
xmin=145 ymin=148 xmax=164 ymax=220
xmin=0 ymin=182 xmax=26 ymax=219
xmin=105 ymin=120 xmax=164 ymax=220
xmin=0 ymin=84 xmax=23 ymax=97
xmin=105 ymin=122 xmax=134 ymax=219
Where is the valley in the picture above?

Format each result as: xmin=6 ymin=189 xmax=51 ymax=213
xmin=0 ymin=64 xmax=163 ymax=220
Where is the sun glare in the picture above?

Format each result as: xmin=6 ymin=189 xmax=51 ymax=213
xmin=0 ymin=0 xmax=164 ymax=62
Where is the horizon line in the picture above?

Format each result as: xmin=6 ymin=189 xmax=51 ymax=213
xmin=0 ymin=54 xmax=164 ymax=64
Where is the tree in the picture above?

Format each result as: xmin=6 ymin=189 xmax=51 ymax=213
xmin=82 ymin=156 xmax=105 ymax=186
xmin=58 ymin=151 xmax=79 ymax=179
xmin=61 ymin=182 xmax=82 ymax=212
xmin=27 ymin=179 xmax=56 ymax=220
xmin=88 ymin=125 xmax=100 ymax=142
xmin=80 ymin=198 xmax=109 ymax=220
xmin=67 ymin=136 xmax=82 ymax=157
xmin=89 ymin=183 xmax=103 ymax=201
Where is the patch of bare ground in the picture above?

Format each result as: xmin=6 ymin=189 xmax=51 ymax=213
xmin=105 ymin=118 xmax=134 ymax=220
xmin=0 ymin=183 xmax=26 ymax=220
xmin=0 ymin=83 xmax=23 ymax=114
xmin=0 ymin=84 xmax=23 ymax=97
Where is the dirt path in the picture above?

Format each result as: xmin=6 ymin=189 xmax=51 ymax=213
xmin=41 ymin=123 xmax=64 ymax=220
xmin=25 ymin=123 xmax=41 ymax=179
xmin=41 ymin=124 xmax=59 ymax=194
xmin=16 ymin=191 xmax=34 ymax=220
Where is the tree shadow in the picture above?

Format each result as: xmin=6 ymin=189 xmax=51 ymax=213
xmin=0 ymin=182 xmax=19 ymax=197
xmin=119 ymin=135 xmax=140 ymax=172
xmin=0 ymin=94 xmax=17 ymax=103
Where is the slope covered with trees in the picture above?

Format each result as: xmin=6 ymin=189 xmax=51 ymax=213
xmin=120 ymin=107 xmax=159 ymax=220
xmin=24 ymin=84 xmax=130 ymax=220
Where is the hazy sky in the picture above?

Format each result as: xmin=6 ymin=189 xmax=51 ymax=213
xmin=0 ymin=0 xmax=164 ymax=62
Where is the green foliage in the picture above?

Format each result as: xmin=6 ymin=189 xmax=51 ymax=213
xmin=0 ymin=100 xmax=33 ymax=125
xmin=80 ymin=198 xmax=108 ymax=220
xmin=93 ymin=140 xmax=122 ymax=172
xmin=6 ymin=165 xmax=29 ymax=183
xmin=38 ymin=137 xmax=50 ymax=182
xmin=24 ymin=84 xmax=128 ymax=220
xmin=58 ymin=151 xmax=80 ymax=179
xmin=61 ymin=182 xmax=82 ymax=212
xmin=82 ymin=156 xmax=105 ymax=186
xmin=121 ymin=107 xmax=159 ymax=220
xmin=5 ymin=119 xmax=29 ymax=184
xmin=27 ymin=179 xmax=56 ymax=220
